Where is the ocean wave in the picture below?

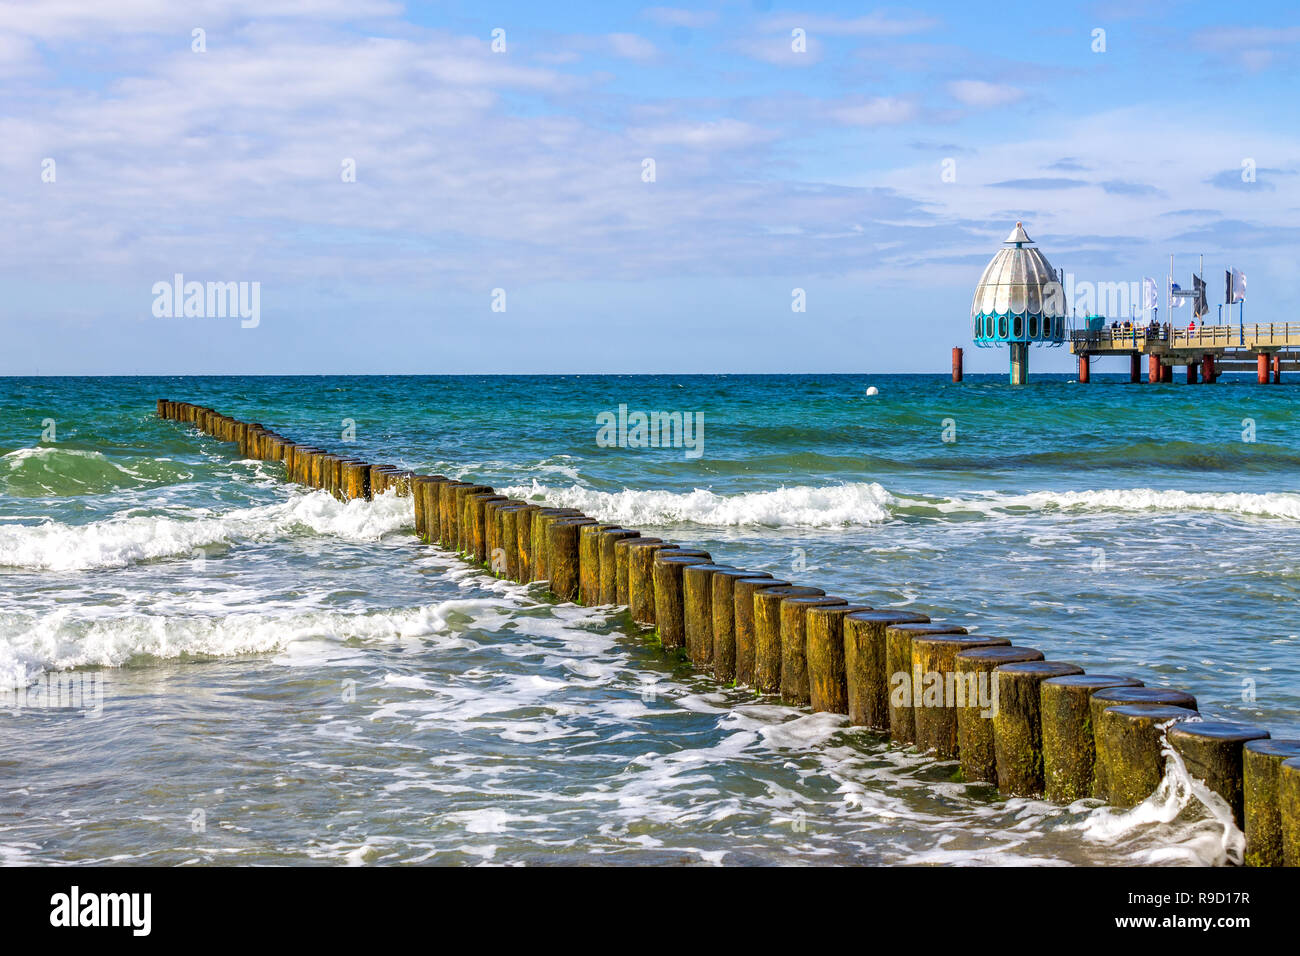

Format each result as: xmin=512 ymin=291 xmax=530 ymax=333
xmin=940 ymin=488 xmax=1300 ymax=522
xmin=1 ymin=446 xmax=190 ymax=497
xmin=0 ymin=490 xmax=413 ymax=571
xmin=500 ymin=480 xmax=897 ymax=528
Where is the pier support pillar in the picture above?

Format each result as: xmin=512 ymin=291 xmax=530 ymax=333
xmin=1273 ymin=354 xmax=1282 ymax=384
xmin=1186 ymin=362 xmax=1198 ymax=384
xmin=952 ymin=346 xmax=963 ymax=383
xmin=1130 ymin=353 xmax=1141 ymax=383
xmin=1202 ymin=353 xmax=1215 ymax=384
xmin=1077 ymin=353 xmax=1090 ymax=384
xmin=1148 ymin=354 xmax=1160 ymax=384
xmin=1258 ymin=353 xmax=1270 ymax=384
xmin=1009 ymin=342 xmax=1029 ymax=385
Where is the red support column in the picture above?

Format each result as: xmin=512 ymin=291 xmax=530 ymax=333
xmin=1185 ymin=362 xmax=1198 ymax=384
xmin=1078 ymin=353 xmax=1090 ymax=383
xmin=1129 ymin=353 xmax=1141 ymax=383
xmin=952 ymin=346 xmax=963 ymax=383
xmin=1148 ymin=354 xmax=1160 ymax=383
xmin=1201 ymin=353 xmax=1214 ymax=384
xmin=1273 ymin=354 xmax=1282 ymax=384
xmin=1160 ymin=361 xmax=1172 ymax=383
xmin=1258 ymin=353 xmax=1270 ymax=384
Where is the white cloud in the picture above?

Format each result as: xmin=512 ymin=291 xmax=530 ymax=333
xmin=947 ymin=79 xmax=1024 ymax=108
xmin=643 ymin=7 xmax=718 ymax=29
xmin=828 ymin=96 xmax=918 ymax=126
xmin=758 ymin=12 xmax=940 ymax=37
xmin=606 ymin=33 xmax=658 ymax=60
xmin=631 ymin=118 xmax=774 ymax=149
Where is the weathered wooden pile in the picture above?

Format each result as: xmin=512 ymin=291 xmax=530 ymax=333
xmin=156 ymin=398 xmax=1300 ymax=866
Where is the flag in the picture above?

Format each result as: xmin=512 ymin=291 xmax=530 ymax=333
xmin=1142 ymin=277 xmax=1158 ymax=312
xmin=1170 ymin=282 xmax=1185 ymax=308
xmin=1193 ymin=273 xmax=1208 ymax=318
xmin=1227 ymin=268 xmax=1246 ymax=303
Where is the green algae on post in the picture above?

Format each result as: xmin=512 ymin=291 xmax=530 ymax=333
xmin=991 ymin=660 xmax=1085 ymax=797
xmin=1040 ymin=674 xmax=1143 ymax=804
xmin=1243 ymin=739 xmax=1300 ymax=867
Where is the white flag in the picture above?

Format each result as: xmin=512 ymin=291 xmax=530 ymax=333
xmin=1142 ymin=277 xmax=1158 ymax=311
xmin=1170 ymin=282 xmax=1185 ymax=308
xmin=1230 ymin=268 xmax=1246 ymax=303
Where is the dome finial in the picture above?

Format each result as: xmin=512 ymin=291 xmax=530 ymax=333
xmin=1005 ymin=221 xmax=1033 ymax=245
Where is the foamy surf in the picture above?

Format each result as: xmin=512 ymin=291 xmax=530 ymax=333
xmin=501 ymin=480 xmax=897 ymax=528
xmin=0 ymin=489 xmax=413 ymax=571
xmin=939 ymin=488 xmax=1300 ymax=522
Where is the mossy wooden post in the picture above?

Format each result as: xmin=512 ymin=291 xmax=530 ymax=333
xmin=579 ymin=524 xmax=619 ymax=604
xmin=498 ymin=506 xmax=521 ymax=579
xmin=512 ymin=504 xmax=540 ymax=581
xmin=369 ymin=463 xmax=392 ymax=496
xmin=779 ymin=595 xmax=847 ymax=706
xmin=615 ymin=535 xmax=658 ymax=606
xmin=1243 ymin=740 xmax=1300 ymax=867
xmin=390 ymin=470 xmax=414 ymax=497
xmin=1095 ymin=704 xmax=1199 ymax=807
xmin=842 ymin=610 xmax=929 ymax=729
xmin=468 ymin=493 xmax=504 ymax=567
xmin=599 ymin=529 xmax=639 ymax=604
xmin=1168 ymin=722 xmax=1271 ymax=829
xmin=911 ymin=633 xmax=1011 ymax=758
xmin=733 ymin=578 xmax=792 ymax=687
xmin=711 ymin=571 xmax=772 ymax=684
xmin=885 ymin=623 xmax=967 ymax=745
xmin=484 ymin=498 xmax=514 ymax=573
xmin=653 ymin=552 xmax=712 ymax=650
xmin=804 ymin=604 xmax=871 ymax=714
xmin=752 ymin=586 xmax=824 ymax=695
xmin=627 ymin=540 xmax=679 ymax=625
xmin=531 ymin=508 xmax=582 ymax=581
xmin=347 ymin=461 xmax=372 ymax=502
xmin=681 ymin=563 xmax=734 ymax=666
xmin=548 ymin=517 xmax=593 ymax=601
xmin=1040 ymin=675 xmax=1143 ymax=804
xmin=1088 ymin=686 xmax=1197 ymax=799
xmin=454 ymin=485 xmax=491 ymax=555
xmin=1280 ymin=758 xmax=1300 ymax=866
xmin=992 ymin=661 xmax=1085 ymax=797
xmin=954 ymin=645 xmax=1044 ymax=783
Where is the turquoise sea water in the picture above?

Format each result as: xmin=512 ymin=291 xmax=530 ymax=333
xmin=2 ymin=374 xmax=1297 ymax=865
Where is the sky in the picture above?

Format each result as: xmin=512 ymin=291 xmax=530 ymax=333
xmin=1 ymin=0 xmax=1298 ymax=375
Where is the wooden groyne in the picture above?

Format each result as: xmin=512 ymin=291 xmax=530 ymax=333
xmin=156 ymin=398 xmax=1300 ymax=866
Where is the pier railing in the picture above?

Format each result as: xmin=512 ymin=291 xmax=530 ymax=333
xmin=1071 ymin=322 xmax=1300 ymax=353
xmin=154 ymin=398 xmax=1300 ymax=867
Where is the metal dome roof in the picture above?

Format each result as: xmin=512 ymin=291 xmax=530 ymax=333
xmin=970 ymin=221 xmax=1064 ymax=318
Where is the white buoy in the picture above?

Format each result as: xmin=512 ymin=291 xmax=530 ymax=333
xmin=865 ymin=386 xmax=879 ymax=396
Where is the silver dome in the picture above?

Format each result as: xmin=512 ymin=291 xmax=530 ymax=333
xmin=970 ymin=222 xmax=1064 ymax=318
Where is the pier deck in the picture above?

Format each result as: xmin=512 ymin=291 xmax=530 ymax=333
xmin=1071 ymin=322 xmax=1300 ymax=365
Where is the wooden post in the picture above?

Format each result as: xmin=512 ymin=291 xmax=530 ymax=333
xmin=885 ymin=623 xmax=968 ymax=745
xmin=682 ymin=563 xmax=735 ymax=667
xmin=467 ymin=493 xmax=504 ymax=566
xmin=652 ymin=551 xmax=712 ymax=650
xmin=1279 ymin=757 xmax=1300 ymax=866
xmin=598 ymin=528 xmax=639 ymax=603
xmin=1243 ymin=740 xmax=1300 ymax=867
xmin=512 ymin=504 xmax=540 ymax=581
xmin=547 ymin=518 xmax=590 ymax=601
xmin=579 ymin=524 xmax=619 ymax=604
xmin=1095 ymin=704 xmax=1199 ymax=807
xmin=1088 ymin=686 xmax=1198 ymax=798
xmin=842 ymin=610 xmax=929 ymax=729
xmin=626 ymin=540 xmax=680 ymax=625
xmin=992 ymin=660 xmax=1085 ymax=797
xmin=804 ymin=603 xmax=871 ymax=715
xmin=778 ymin=595 xmax=847 ymax=706
xmin=733 ymin=578 xmax=793 ymax=687
xmin=614 ymin=535 xmax=658 ymax=605
xmin=911 ymin=633 xmax=1012 ymax=758
xmin=1041 ymin=674 xmax=1143 ymax=804
xmin=1168 ymin=721 xmax=1271 ymax=829
xmin=452 ymin=485 xmax=491 ymax=555
xmin=954 ymin=645 xmax=1044 ymax=783
xmin=752 ymin=586 xmax=824 ymax=695
xmin=710 ymin=570 xmax=772 ymax=684
xmin=530 ymin=507 xmax=581 ymax=580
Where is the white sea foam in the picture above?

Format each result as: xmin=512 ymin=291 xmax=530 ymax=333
xmin=500 ymin=480 xmax=896 ymax=528
xmin=0 ymin=489 xmax=413 ymax=571
xmin=941 ymin=487 xmax=1300 ymax=522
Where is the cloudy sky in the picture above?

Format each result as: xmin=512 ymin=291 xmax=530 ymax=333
xmin=2 ymin=0 xmax=1297 ymax=374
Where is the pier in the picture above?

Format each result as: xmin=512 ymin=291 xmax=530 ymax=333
xmin=1070 ymin=323 xmax=1300 ymax=383
xmin=156 ymin=398 xmax=1300 ymax=866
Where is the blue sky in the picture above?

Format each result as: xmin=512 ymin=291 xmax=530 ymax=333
xmin=1 ymin=0 xmax=1297 ymax=375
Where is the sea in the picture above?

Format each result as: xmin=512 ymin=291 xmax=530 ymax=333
xmin=2 ymin=373 xmax=1296 ymax=866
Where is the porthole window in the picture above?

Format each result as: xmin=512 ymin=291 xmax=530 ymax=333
xmin=1013 ymin=315 xmax=1023 ymax=338
xmin=998 ymin=316 xmax=1008 ymax=337
xmin=1029 ymin=316 xmax=1039 ymax=337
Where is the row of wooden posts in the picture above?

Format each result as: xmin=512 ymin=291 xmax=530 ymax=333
xmin=157 ymin=397 xmax=1300 ymax=867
